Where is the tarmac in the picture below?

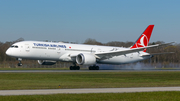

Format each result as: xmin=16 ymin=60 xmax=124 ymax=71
xmin=1 ymin=87 xmax=180 ymax=95
xmin=1 ymin=69 xmax=180 ymax=73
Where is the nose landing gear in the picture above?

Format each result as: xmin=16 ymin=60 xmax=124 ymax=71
xmin=17 ymin=58 xmax=23 ymax=66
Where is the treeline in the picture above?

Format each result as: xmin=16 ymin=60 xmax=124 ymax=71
xmin=0 ymin=38 xmax=179 ymax=68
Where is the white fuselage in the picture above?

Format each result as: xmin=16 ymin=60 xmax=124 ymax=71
xmin=6 ymin=41 xmax=151 ymax=65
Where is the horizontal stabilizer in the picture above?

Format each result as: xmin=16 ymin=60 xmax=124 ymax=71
xmin=158 ymin=42 xmax=174 ymax=47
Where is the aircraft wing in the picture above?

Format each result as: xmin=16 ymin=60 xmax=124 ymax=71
xmin=95 ymin=43 xmax=173 ymax=59
xmin=140 ymin=52 xmax=174 ymax=57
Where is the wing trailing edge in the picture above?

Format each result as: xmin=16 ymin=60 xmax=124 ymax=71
xmin=95 ymin=42 xmax=174 ymax=60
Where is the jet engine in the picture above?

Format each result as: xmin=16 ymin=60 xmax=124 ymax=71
xmin=76 ymin=53 xmax=96 ymax=65
xmin=38 ymin=60 xmax=56 ymax=65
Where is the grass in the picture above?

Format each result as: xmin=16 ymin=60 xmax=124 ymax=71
xmin=1 ymin=71 xmax=180 ymax=101
xmin=1 ymin=91 xmax=180 ymax=101
xmin=1 ymin=71 xmax=180 ymax=90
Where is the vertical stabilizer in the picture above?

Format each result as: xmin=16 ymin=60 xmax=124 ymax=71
xmin=131 ymin=25 xmax=154 ymax=52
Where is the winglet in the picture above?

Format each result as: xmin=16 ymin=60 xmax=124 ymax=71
xmin=131 ymin=25 xmax=154 ymax=52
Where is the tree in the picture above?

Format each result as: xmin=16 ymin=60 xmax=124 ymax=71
xmin=84 ymin=38 xmax=103 ymax=45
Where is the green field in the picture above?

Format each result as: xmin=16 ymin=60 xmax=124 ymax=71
xmin=1 ymin=91 xmax=180 ymax=101
xmin=1 ymin=71 xmax=180 ymax=101
xmin=1 ymin=71 xmax=180 ymax=90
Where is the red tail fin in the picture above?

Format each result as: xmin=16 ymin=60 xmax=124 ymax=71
xmin=131 ymin=25 xmax=154 ymax=52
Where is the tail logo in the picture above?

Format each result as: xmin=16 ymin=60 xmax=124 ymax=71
xmin=131 ymin=25 xmax=154 ymax=50
xmin=138 ymin=34 xmax=148 ymax=47
xmin=136 ymin=34 xmax=148 ymax=48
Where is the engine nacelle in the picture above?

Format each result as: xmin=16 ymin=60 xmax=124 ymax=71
xmin=38 ymin=60 xmax=56 ymax=65
xmin=76 ymin=53 xmax=96 ymax=65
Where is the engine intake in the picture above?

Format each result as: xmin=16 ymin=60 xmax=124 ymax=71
xmin=38 ymin=60 xmax=56 ymax=65
xmin=76 ymin=53 xmax=96 ymax=65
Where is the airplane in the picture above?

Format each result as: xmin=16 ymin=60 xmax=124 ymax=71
xmin=6 ymin=25 xmax=172 ymax=70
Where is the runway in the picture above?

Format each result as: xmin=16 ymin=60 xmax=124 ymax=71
xmin=0 ymin=87 xmax=180 ymax=95
xmin=1 ymin=69 xmax=180 ymax=73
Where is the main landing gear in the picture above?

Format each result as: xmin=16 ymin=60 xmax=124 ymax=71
xmin=17 ymin=58 xmax=23 ymax=66
xmin=70 ymin=63 xmax=80 ymax=70
xmin=69 ymin=64 xmax=99 ymax=70
xmin=89 ymin=65 xmax=99 ymax=70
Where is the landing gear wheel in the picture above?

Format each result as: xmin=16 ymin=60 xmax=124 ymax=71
xmin=18 ymin=63 xmax=22 ymax=66
xmin=89 ymin=66 xmax=99 ymax=70
xmin=69 ymin=66 xmax=80 ymax=70
xmin=96 ymin=66 xmax=99 ymax=70
xmin=77 ymin=66 xmax=80 ymax=70
xmin=70 ymin=66 xmax=73 ymax=70
xmin=17 ymin=58 xmax=23 ymax=66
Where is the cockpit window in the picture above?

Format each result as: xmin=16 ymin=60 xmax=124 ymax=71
xmin=10 ymin=45 xmax=14 ymax=48
xmin=10 ymin=45 xmax=18 ymax=48
xmin=15 ymin=46 xmax=18 ymax=48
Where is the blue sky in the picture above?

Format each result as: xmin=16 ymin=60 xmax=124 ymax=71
xmin=0 ymin=0 xmax=180 ymax=43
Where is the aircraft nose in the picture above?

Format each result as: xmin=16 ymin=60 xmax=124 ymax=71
xmin=6 ymin=48 xmax=11 ymax=56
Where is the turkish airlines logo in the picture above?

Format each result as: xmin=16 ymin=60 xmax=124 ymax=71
xmin=136 ymin=34 xmax=148 ymax=48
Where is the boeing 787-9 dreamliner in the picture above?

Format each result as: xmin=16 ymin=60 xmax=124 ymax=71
xmin=6 ymin=25 xmax=172 ymax=70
